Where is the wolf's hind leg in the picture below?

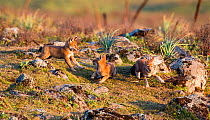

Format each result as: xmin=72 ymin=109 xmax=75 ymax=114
xmin=98 ymin=75 xmax=110 ymax=84
xmin=144 ymin=77 xmax=149 ymax=87
xmin=135 ymin=71 xmax=141 ymax=79
xmin=39 ymin=51 xmax=51 ymax=59
xmin=39 ymin=47 xmax=51 ymax=59
xmin=65 ymin=57 xmax=76 ymax=71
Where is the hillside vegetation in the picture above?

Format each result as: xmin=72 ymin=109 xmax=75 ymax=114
xmin=0 ymin=0 xmax=210 ymax=119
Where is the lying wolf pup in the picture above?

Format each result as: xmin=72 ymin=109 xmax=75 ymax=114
xmin=39 ymin=36 xmax=84 ymax=71
xmin=91 ymin=55 xmax=116 ymax=83
xmin=132 ymin=57 xmax=165 ymax=87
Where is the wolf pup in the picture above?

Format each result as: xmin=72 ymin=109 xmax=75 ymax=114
xmin=39 ymin=36 xmax=84 ymax=71
xmin=133 ymin=57 xmax=165 ymax=87
xmin=91 ymin=55 xmax=116 ymax=83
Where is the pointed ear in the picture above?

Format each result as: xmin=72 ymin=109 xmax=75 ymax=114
xmin=150 ymin=57 xmax=155 ymax=62
xmin=68 ymin=38 xmax=73 ymax=42
xmin=102 ymin=55 xmax=106 ymax=60
xmin=101 ymin=55 xmax=106 ymax=62
xmin=73 ymin=36 xmax=78 ymax=41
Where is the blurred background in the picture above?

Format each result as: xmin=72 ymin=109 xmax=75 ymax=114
xmin=0 ymin=0 xmax=210 ymax=28
xmin=0 ymin=0 xmax=209 ymax=46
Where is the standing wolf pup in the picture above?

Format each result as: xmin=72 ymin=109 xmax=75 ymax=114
xmin=91 ymin=55 xmax=116 ymax=83
xmin=133 ymin=57 xmax=165 ymax=87
xmin=39 ymin=36 xmax=84 ymax=71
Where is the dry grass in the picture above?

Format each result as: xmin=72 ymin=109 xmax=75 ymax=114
xmin=0 ymin=5 xmax=209 ymax=119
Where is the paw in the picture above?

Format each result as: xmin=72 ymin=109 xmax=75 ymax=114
xmin=97 ymin=81 xmax=104 ymax=84
xmin=160 ymin=80 xmax=165 ymax=83
xmin=70 ymin=67 xmax=77 ymax=72
xmin=143 ymin=85 xmax=150 ymax=88
xmin=78 ymin=66 xmax=85 ymax=69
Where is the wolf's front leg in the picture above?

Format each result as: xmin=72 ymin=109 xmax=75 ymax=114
xmin=143 ymin=77 xmax=150 ymax=87
xmin=154 ymin=75 xmax=165 ymax=83
xmin=135 ymin=71 xmax=141 ymax=79
xmin=70 ymin=56 xmax=84 ymax=69
xmin=65 ymin=57 xmax=76 ymax=71
xmin=98 ymin=75 xmax=110 ymax=84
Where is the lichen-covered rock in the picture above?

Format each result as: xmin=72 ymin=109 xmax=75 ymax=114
xmin=125 ymin=49 xmax=143 ymax=62
xmin=49 ymin=69 xmax=69 ymax=80
xmin=170 ymin=56 xmax=207 ymax=93
xmin=168 ymin=94 xmax=209 ymax=120
xmin=81 ymin=107 xmax=146 ymax=120
xmin=106 ymin=54 xmax=123 ymax=65
xmin=47 ymin=84 xmax=88 ymax=111
xmin=174 ymin=46 xmax=189 ymax=58
xmin=16 ymin=74 xmax=35 ymax=88
xmin=29 ymin=58 xmax=55 ymax=69
xmin=4 ymin=27 xmax=19 ymax=35
xmin=94 ymin=86 xmax=109 ymax=94
xmin=119 ymin=28 xmax=155 ymax=37
xmin=80 ymin=48 xmax=100 ymax=58
xmin=9 ymin=90 xmax=29 ymax=97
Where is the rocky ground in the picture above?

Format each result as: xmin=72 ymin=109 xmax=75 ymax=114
xmin=0 ymin=45 xmax=209 ymax=119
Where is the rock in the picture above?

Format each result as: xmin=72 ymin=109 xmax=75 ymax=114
xmin=24 ymin=52 xmax=38 ymax=58
xmin=168 ymin=94 xmax=209 ymax=120
xmin=113 ymin=36 xmax=131 ymax=48
xmin=71 ymin=95 xmax=88 ymax=111
xmin=171 ymin=90 xmax=185 ymax=96
xmin=94 ymin=86 xmax=109 ymax=94
xmin=109 ymin=103 xmax=125 ymax=109
xmin=126 ymin=49 xmax=143 ymax=62
xmin=16 ymin=74 xmax=35 ymax=88
xmin=1 ymin=112 xmax=29 ymax=120
xmin=174 ymin=46 xmax=189 ymax=58
xmin=111 ymin=36 xmax=138 ymax=49
xmin=30 ymin=109 xmax=46 ymax=113
xmin=4 ymin=27 xmax=19 ymax=36
xmin=44 ymin=89 xmax=68 ymax=101
xmin=130 ymin=113 xmax=146 ymax=120
xmin=87 ymin=95 xmax=96 ymax=100
xmin=119 ymin=28 xmax=155 ymax=37
xmin=29 ymin=58 xmax=54 ymax=69
xmin=81 ymin=107 xmax=145 ymax=120
xmin=9 ymin=90 xmax=29 ymax=97
xmin=106 ymin=54 xmax=123 ymax=65
xmin=170 ymin=56 xmax=207 ymax=93
xmin=49 ymin=69 xmax=69 ymax=80
xmin=9 ymin=116 xmax=18 ymax=120
xmin=56 ymin=84 xmax=84 ymax=94
xmin=36 ymin=113 xmax=56 ymax=120
xmin=80 ymin=48 xmax=100 ymax=58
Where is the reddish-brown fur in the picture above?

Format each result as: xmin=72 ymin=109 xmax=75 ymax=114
xmin=91 ymin=55 xmax=116 ymax=83
xmin=134 ymin=57 xmax=165 ymax=87
xmin=39 ymin=36 xmax=83 ymax=71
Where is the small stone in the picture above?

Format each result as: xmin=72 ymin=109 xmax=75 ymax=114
xmin=9 ymin=116 xmax=18 ymax=120
xmin=109 ymin=103 xmax=125 ymax=109
xmin=87 ymin=95 xmax=96 ymax=100
xmin=94 ymin=86 xmax=109 ymax=94
xmin=49 ymin=69 xmax=69 ymax=80
xmin=171 ymin=90 xmax=185 ymax=96
xmin=168 ymin=94 xmax=209 ymax=120
xmin=16 ymin=74 xmax=35 ymax=88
